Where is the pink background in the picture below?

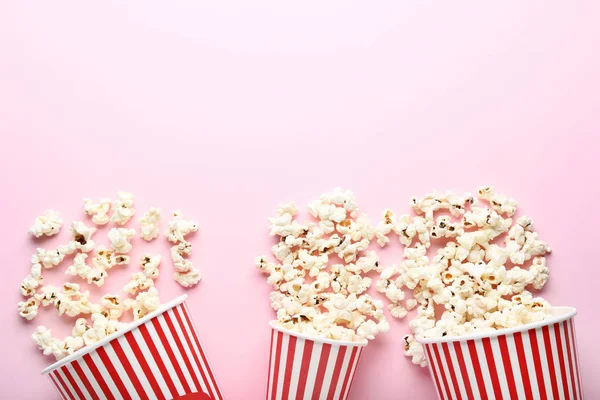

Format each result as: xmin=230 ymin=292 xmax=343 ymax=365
xmin=1 ymin=1 xmax=598 ymax=399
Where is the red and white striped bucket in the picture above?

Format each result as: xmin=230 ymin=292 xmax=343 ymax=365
xmin=266 ymin=321 xmax=367 ymax=400
xmin=42 ymin=295 xmax=223 ymax=400
xmin=417 ymin=306 xmax=583 ymax=400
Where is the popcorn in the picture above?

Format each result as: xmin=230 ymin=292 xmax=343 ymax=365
xmin=108 ymin=227 xmax=136 ymax=253
xmin=55 ymin=283 xmax=97 ymax=317
xmin=478 ymin=186 xmax=518 ymax=216
xmin=28 ymin=210 xmax=62 ymax=238
xmin=34 ymin=285 xmax=61 ymax=306
xmin=92 ymin=246 xmax=130 ymax=270
xmin=124 ymin=287 xmax=160 ymax=320
xmin=17 ymin=297 xmax=40 ymax=320
xmin=166 ymin=210 xmax=198 ymax=243
xmin=141 ymin=254 xmax=161 ymax=278
xmin=99 ymin=295 xmax=125 ymax=320
xmin=170 ymin=241 xmax=201 ymax=287
xmin=65 ymin=253 xmax=107 ymax=286
xmin=123 ymin=272 xmax=155 ymax=295
xmin=111 ymin=191 xmax=135 ymax=225
xmin=140 ymin=207 xmax=161 ymax=241
xmin=83 ymin=198 xmax=111 ymax=225
xmin=70 ymin=221 xmax=97 ymax=252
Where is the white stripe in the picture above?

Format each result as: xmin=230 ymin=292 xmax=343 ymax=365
xmin=536 ymin=328 xmax=553 ymax=400
xmin=90 ymin=351 xmax=122 ymax=400
xmin=117 ymin=336 xmax=156 ymax=400
xmin=65 ymin=363 xmax=91 ymax=400
xmin=333 ymin=346 xmax=353 ymax=400
xmin=104 ymin=344 xmax=138 ymax=398
xmin=286 ymin=338 xmax=305 ymax=399
xmin=569 ymin=320 xmax=582 ymax=400
xmin=318 ymin=344 xmax=339 ymax=400
xmin=302 ymin=342 xmax=322 ymax=400
xmin=342 ymin=348 xmax=361 ymax=400
xmin=181 ymin=304 xmax=220 ymax=398
xmin=436 ymin=343 xmax=457 ymax=400
xmin=490 ymin=338 xmax=511 ymax=399
xmin=76 ymin=358 xmax=105 ymax=399
xmin=268 ymin=331 xmax=279 ymax=400
xmin=447 ymin=343 xmax=468 ymax=399
xmin=132 ymin=328 xmax=172 ymax=399
xmin=51 ymin=372 xmax=70 ymax=400
xmin=158 ymin=314 xmax=197 ymax=393
xmin=559 ymin=322 xmax=574 ymax=400
xmin=475 ymin=340 xmax=495 ymax=399
xmin=548 ymin=324 xmax=565 ymax=399
xmin=460 ymin=342 xmax=480 ymax=399
xmin=506 ymin=334 xmax=526 ymax=399
xmin=275 ymin=334 xmax=290 ymax=400
xmin=146 ymin=322 xmax=185 ymax=396
xmin=521 ymin=331 xmax=541 ymax=399
xmin=167 ymin=309 xmax=209 ymax=396
xmin=56 ymin=368 xmax=79 ymax=400
xmin=426 ymin=344 xmax=448 ymax=400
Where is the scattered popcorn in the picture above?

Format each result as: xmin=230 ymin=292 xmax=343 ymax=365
xmin=166 ymin=210 xmax=198 ymax=243
xmin=141 ymin=254 xmax=161 ymax=278
xmin=108 ymin=227 xmax=136 ymax=253
xmin=28 ymin=210 xmax=62 ymax=238
xmin=83 ymin=198 xmax=111 ymax=225
xmin=140 ymin=207 xmax=161 ymax=241
xmin=123 ymin=272 xmax=155 ymax=295
xmin=70 ymin=221 xmax=97 ymax=252
xmin=65 ymin=253 xmax=107 ymax=287
xmin=17 ymin=297 xmax=40 ymax=320
xmin=91 ymin=246 xmax=130 ymax=270
xmin=111 ymin=191 xmax=135 ymax=225
xmin=124 ymin=287 xmax=160 ymax=320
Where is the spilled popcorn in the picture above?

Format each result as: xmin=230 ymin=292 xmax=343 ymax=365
xmin=19 ymin=191 xmax=202 ymax=360
xmin=256 ymin=188 xmax=389 ymax=342
xmin=374 ymin=186 xmax=552 ymax=367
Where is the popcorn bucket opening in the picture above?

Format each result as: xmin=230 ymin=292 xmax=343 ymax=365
xmin=266 ymin=321 xmax=367 ymax=400
xmin=416 ymin=306 xmax=583 ymax=400
xmin=42 ymin=295 xmax=224 ymax=400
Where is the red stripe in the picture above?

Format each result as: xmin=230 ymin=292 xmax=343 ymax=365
xmin=111 ymin=338 xmax=147 ymax=398
xmin=124 ymin=331 xmax=166 ymax=400
xmin=281 ymin=335 xmax=297 ymax=399
xmin=528 ymin=329 xmax=548 ymax=400
xmin=82 ymin=353 xmax=115 ymax=400
xmin=72 ymin=360 xmax=100 ymax=400
xmin=312 ymin=343 xmax=332 ymax=399
xmin=164 ymin=311 xmax=203 ymax=393
xmin=482 ymin=337 xmax=503 ymax=399
xmin=338 ymin=347 xmax=358 ymax=400
xmin=346 ymin=348 xmax=363 ymax=399
xmin=431 ymin=343 xmax=452 ymax=399
xmin=294 ymin=339 xmax=314 ymax=400
xmin=152 ymin=318 xmax=191 ymax=394
xmin=497 ymin=335 xmax=518 ymax=400
xmin=553 ymin=323 xmax=570 ymax=400
xmin=513 ymin=332 xmax=533 ymax=400
xmin=172 ymin=306 xmax=213 ymax=399
xmin=49 ymin=373 xmax=66 ymax=400
xmin=424 ymin=345 xmax=445 ymax=400
xmin=467 ymin=340 xmax=488 ymax=399
xmin=62 ymin=366 xmax=86 ymax=399
xmin=569 ymin=319 xmax=583 ymax=399
xmin=53 ymin=370 xmax=75 ymax=400
xmin=266 ymin=330 xmax=274 ymax=400
xmin=441 ymin=342 xmax=461 ymax=399
xmin=96 ymin=345 xmax=131 ymax=399
xmin=140 ymin=323 xmax=179 ymax=397
xmin=270 ymin=331 xmax=283 ymax=400
xmin=326 ymin=346 xmax=348 ymax=400
xmin=542 ymin=325 xmax=560 ymax=399
xmin=563 ymin=321 xmax=579 ymax=400
xmin=181 ymin=304 xmax=223 ymax=400
xmin=453 ymin=342 xmax=474 ymax=399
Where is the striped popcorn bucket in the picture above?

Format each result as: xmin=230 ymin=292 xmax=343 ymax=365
xmin=417 ymin=306 xmax=583 ymax=400
xmin=41 ymin=295 xmax=223 ymax=400
xmin=266 ymin=321 xmax=367 ymax=400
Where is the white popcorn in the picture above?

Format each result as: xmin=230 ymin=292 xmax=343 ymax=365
xmin=108 ymin=227 xmax=136 ymax=253
xmin=166 ymin=210 xmax=198 ymax=243
xmin=33 ymin=247 xmax=67 ymax=269
xmin=111 ymin=191 xmax=135 ymax=225
xmin=99 ymin=295 xmax=125 ymax=320
xmin=72 ymin=318 xmax=90 ymax=337
xmin=21 ymin=273 xmax=43 ymax=297
xmin=18 ymin=297 xmax=40 ymax=320
xmin=140 ymin=207 xmax=161 ymax=241
xmin=478 ymin=186 xmax=518 ymax=216
xmin=70 ymin=221 xmax=97 ymax=252
xmin=34 ymin=285 xmax=61 ymax=306
xmin=65 ymin=253 xmax=107 ymax=287
xmin=141 ymin=254 xmax=161 ymax=278
xmin=92 ymin=246 xmax=130 ymax=271
xmin=28 ymin=210 xmax=62 ymax=238
xmin=83 ymin=198 xmax=111 ymax=225
xmin=123 ymin=272 xmax=155 ymax=295
xmin=175 ymin=269 xmax=203 ymax=288
xmin=32 ymin=326 xmax=66 ymax=360
xmin=124 ymin=287 xmax=160 ymax=320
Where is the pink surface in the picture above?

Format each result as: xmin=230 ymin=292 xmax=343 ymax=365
xmin=0 ymin=1 xmax=598 ymax=399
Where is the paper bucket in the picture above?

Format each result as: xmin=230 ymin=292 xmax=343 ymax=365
xmin=266 ymin=321 xmax=367 ymax=400
xmin=417 ymin=306 xmax=583 ymax=400
xmin=41 ymin=295 xmax=223 ymax=400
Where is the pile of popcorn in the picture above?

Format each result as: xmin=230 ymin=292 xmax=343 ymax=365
xmin=256 ymin=188 xmax=390 ymax=342
xmin=19 ymin=192 xmax=202 ymax=361
xmin=373 ymin=186 xmax=552 ymax=367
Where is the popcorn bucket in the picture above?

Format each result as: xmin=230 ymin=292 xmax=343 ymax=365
xmin=266 ymin=321 xmax=367 ymax=400
xmin=417 ymin=307 xmax=583 ymax=400
xmin=41 ymin=295 xmax=223 ymax=400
